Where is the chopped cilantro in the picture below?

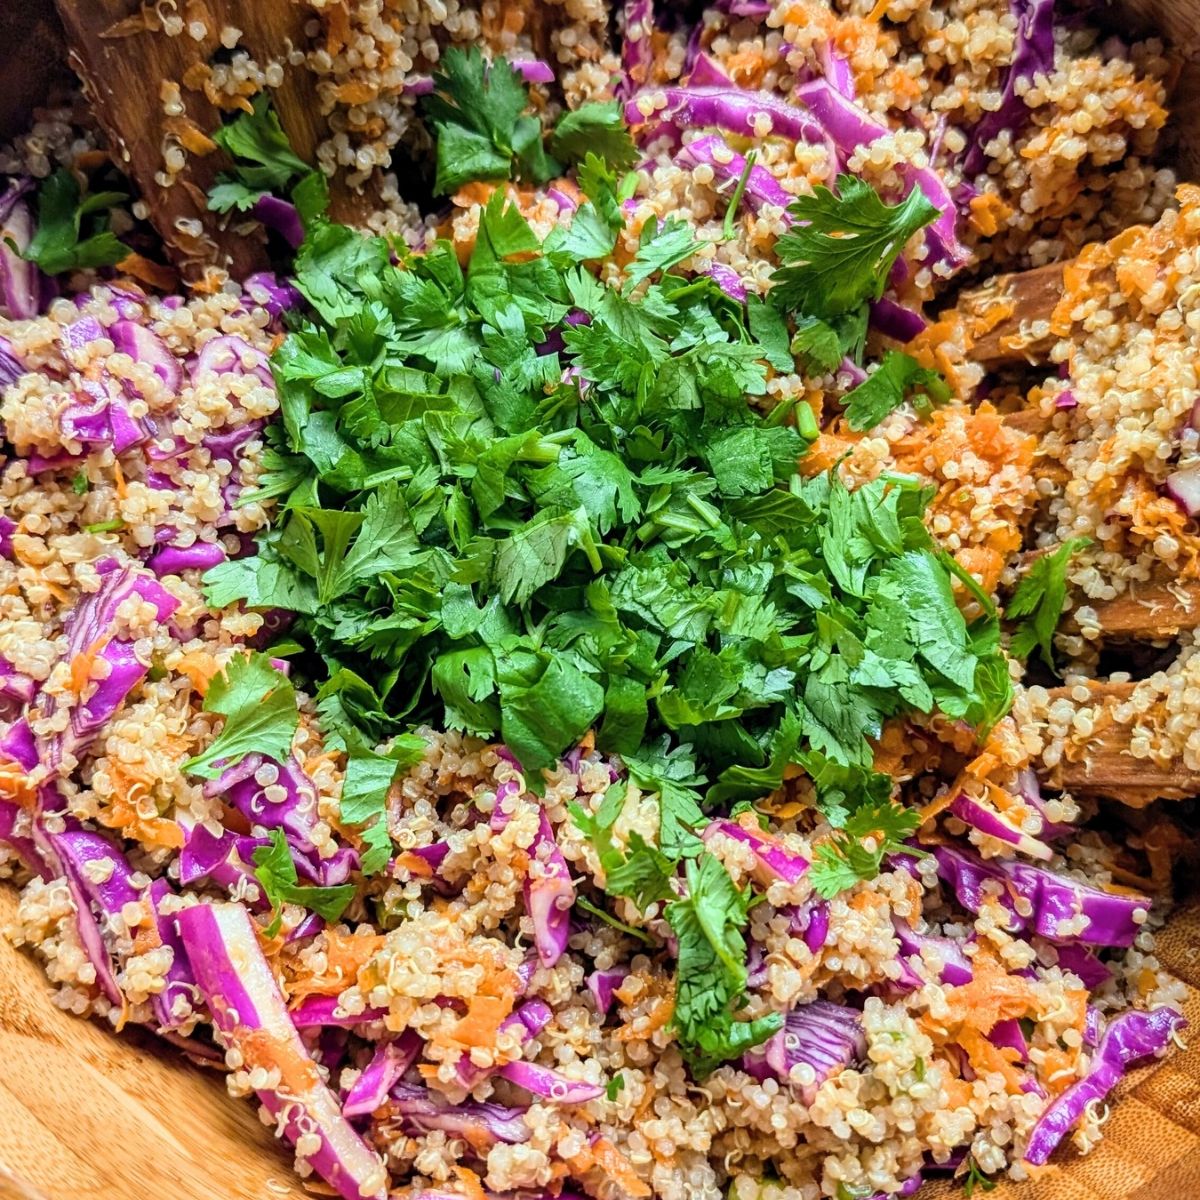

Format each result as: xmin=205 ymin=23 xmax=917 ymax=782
xmin=770 ymin=175 xmax=939 ymax=319
xmin=665 ymin=854 xmax=782 ymax=1075
xmin=810 ymin=799 xmax=924 ymax=898
xmin=182 ymin=653 xmax=299 ymax=779
xmin=21 ymin=169 xmax=129 ymax=275
xmin=208 ymin=94 xmax=313 ymax=214
xmin=1007 ymin=537 xmax=1090 ymax=670
xmin=72 ymin=471 xmax=90 ymax=495
xmin=605 ymin=1073 xmax=626 ymax=1101
xmin=251 ymin=828 xmax=355 ymax=937
xmin=339 ymin=730 xmax=427 ymax=874
xmin=843 ymin=350 xmax=951 ymax=432
xmin=423 ymin=47 xmax=558 ymax=195
xmin=83 ymin=518 xmax=124 ymax=534
xmin=551 ymin=101 xmax=639 ymax=171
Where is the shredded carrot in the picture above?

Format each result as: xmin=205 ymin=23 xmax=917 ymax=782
xmin=325 ymin=0 xmax=351 ymax=57
xmin=111 ymin=458 xmax=127 ymax=499
xmin=334 ymin=81 xmax=377 ymax=106
xmin=175 ymin=649 xmax=221 ymax=694
xmin=70 ymin=634 xmax=113 ymax=695
xmin=286 ymin=929 xmax=387 ymax=1001
xmin=567 ymin=1138 xmax=651 ymax=1199
xmin=451 ymin=1167 xmax=487 ymax=1200
xmin=967 ymin=192 xmax=1013 ymax=238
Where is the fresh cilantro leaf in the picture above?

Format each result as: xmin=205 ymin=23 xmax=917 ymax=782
xmin=605 ymin=1073 xmax=626 ymax=1101
xmin=551 ymin=101 xmax=639 ymax=171
xmin=666 ymin=854 xmax=782 ymax=1076
xmin=423 ymin=47 xmax=558 ymax=195
xmin=746 ymin=298 xmax=794 ymax=372
xmin=212 ymin=94 xmax=310 ymax=190
xmin=770 ymin=175 xmax=939 ymax=318
xmin=72 ymin=471 xmax=89 ymax=495
xmin=1008 ymin=537 xmax=1090 ymax=670
xmin=790 ymin=316 xmax=844 ymax=374
xmin=809 ymin=800 xmax=922 ymax=898
xmin=577 ymin=152 xmax=624 ymax=231
xmin=183 ymin=653 xmax=299 ymax=779
xmin=843 ymin=350 xmax=951 ymax=432
xmin=252 ymin=828 xmax=355 ymax=936
xmin=624 ymin=216 xmax=705 ymax=293
xmin=21 ymin=170 xmax=128 ymax=275
xmin=340 ymin=730 xmax=427 ymax=874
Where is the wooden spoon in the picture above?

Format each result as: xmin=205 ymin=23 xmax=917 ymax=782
xmin=0 ymin=886 xmax=305 ymax=1200
xmin=54 ymin=0 xmax=377 ymax=282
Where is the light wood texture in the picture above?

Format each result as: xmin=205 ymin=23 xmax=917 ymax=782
xmin=0 ymin=888 xmax=305 ymax=1200
xmin=956 ymin=261 xmax=1066 ymax=368
xmin=1040 ymin=681 xmax=1200 ymax=804
xmin=54 ymin=0 xmax=376 ymax=281
xmin=1080 ymin=580 xmax=1200 ymax=639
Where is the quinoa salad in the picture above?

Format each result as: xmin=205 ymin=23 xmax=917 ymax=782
xmin=0 ymin=2 xmax=1195 ymax=1199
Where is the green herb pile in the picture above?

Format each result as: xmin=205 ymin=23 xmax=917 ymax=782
xmin=200 ymin=53 xmax=1012 ymax=1073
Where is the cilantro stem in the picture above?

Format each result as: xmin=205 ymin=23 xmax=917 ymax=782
xmin=84 ymin=519 xmax=125 ymax=534
xmin=575 ymin=896 xmax=654 ymax=944
xmin=722 ymin=150 xmax=757 ymax=241
xmin=684 ymin=494 xmax=721 ymax=529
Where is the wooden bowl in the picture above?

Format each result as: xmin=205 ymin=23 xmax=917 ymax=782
xmin=0 ymin=4 xmax=1198 ymax=1199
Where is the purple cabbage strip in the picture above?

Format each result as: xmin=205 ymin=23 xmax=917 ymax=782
xmin=701 ymin=261 xmax=748 ymax=302
xmin=175 ymin=902 xmax=389 ymax=1200
xmin=252 ymin=196 xmax=304 ymax=249
xmin=0 ymin=335 xmax=25 ymax=388
xmin=869 ymin=297 xmax=927 ymax=343
xmin=795 ymin=80 xmax=967 ymax=266
xmin=746 ymin=939 xmax=768 ymax=988
xmin=962 ymin=0 xmax=1057 ymax=175
xmin=178 ymin=821 xmax=269 ymax=901
xmin=820 ymin=42 xmax=856 ymax=100
xmin=1050 ymin=942 xmax=1113 ymax=990
xmin=1024 ymin=1006 xmax=1185 ymax=1165
xmin=243 ymin=271 xmax=303 ymax=319
xmin=524 ymin=809 xmax=574 ymax=968
xmin=932 ymin=842 xmax=1150 ymax=947
xmin=191 ymin=334 xmax=274 ymax=388
xmin=204 ymin=753 xmax=356 ymax=886
xmin=47 ymin=563 xmax=179 ymax=767
xmin=1083 ymin=1006 xmax=1103 ymax=1048
xmin=0 ymin=179 xmax=48 ymax=320
xmin=688 ymin=54 xmax=734 ymax=88
xmin=458 ymin=998 xmax=554 ymax=1089
xmin=498 ymin=1060 xmax=605 ymax=1104
xmin=146 ymin=877 xmax=197 ymax=1030
xmin=343 ymin=1031 xmax=423 ymax=1117
xmin=47 ymin=824 xmax=142 ymax=1008
xmin=148 ymin=540 xmax=228 ymax=576
xmin=0 ymin=798 xmax=47 ymax=878
xmin=0 ymin=515 xmax=14 ymax=561
xmin=716 ymin=0 xmax=772 ymax=15
xmin=793 ymin=898 xmax=830 ymax=954
xmin=389 ymin=1082 xmax=531 ymax=1144
xmin=619 ymin=0 xmax=656 ymax=100
xmin=988 ymin=1018 xmax=1029 ymax=1059
xmin=109 ymin=320 xmax=183 ymax=393
xmin=743 ymin=999 xmax=865 ymax=1103
xmin=587 ymin=968 xmax=628 ymax=1017
xmin=676 ymin=134 xmax=792 ymax=212
xmin=949 ymin=791 xmax=1053 ymax=861
xmin=1015 ymin=767 xmax=1074 ymax=839
xmin=0 ymin=655 xmax=35 ymax=718
xmin=702 ymin=817 xmax=809 ymax=884
xmin=627 ymin=86 xmax=827 ymax=149
xmin=290 ymin=994 xmax=389 ymax=1029
xmin=891 ymin=915 xmax=974 ymax=987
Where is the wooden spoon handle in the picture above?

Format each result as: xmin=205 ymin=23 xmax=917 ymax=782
xmin=54 ymin=0 xmax=375 ymax=282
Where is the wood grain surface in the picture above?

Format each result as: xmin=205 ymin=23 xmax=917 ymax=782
xmin=0 ymin=887 xmax=305 ymax=1200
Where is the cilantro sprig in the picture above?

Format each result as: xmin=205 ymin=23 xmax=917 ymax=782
xmin=21 ymin=169 xmax=129 ymax=275
xmin=1007 ymin=537 xmax=1090 ymax=670
xmin=252 ymin=828 xmax=355 ymax=937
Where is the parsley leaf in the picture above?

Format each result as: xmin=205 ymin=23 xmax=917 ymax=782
xmin=424 ymin=47 xmax=558 ymax=195
xmin=551 ymin=101 xmax=639 ymax=171
xmin=340 ymin=730 xmax=427 ymax=874
xmin=252 ymin=828 xmax=355 ymax=936
xmin=770 ymin=175 xmax=939 ymax=319
xmin=1007 ymin=537 xmax=1090 ymax=670
xmin=182 ymin=653 xmax=299 ymax=779
xmin=810 ymin=799 xmax=923 ymax=898
xmin=666 ymin=854 xmax=782 ymax=1075
xmin=21 ymin=169 xmax=128 ymax=275
xmin=208 ymin=94 xmax=313 ymax=212
xmin=843 ymin=350 xmax=951 ymax=432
